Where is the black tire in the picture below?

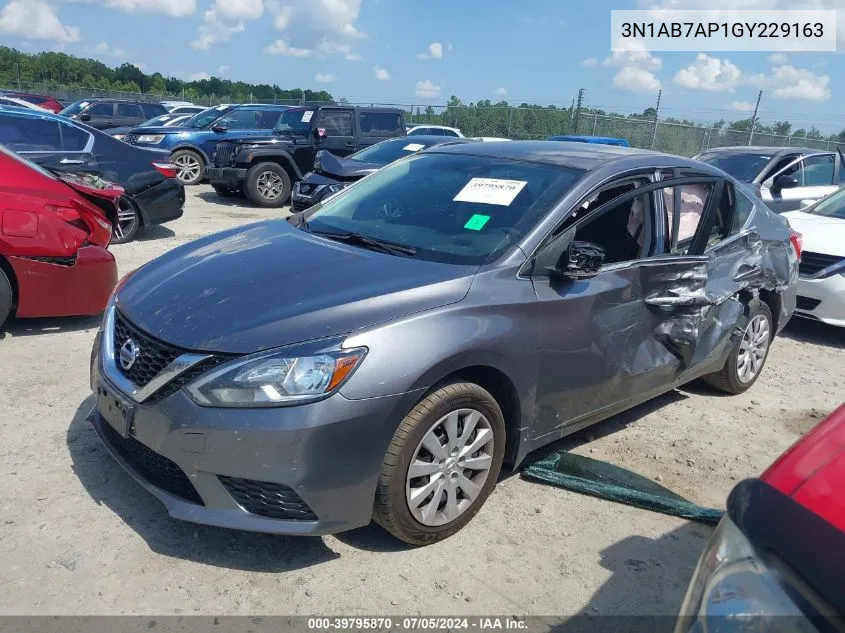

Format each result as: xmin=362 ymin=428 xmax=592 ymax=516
xmin=171 ymin=149 xmax=205 ymax=186
xmin=0 ymin=265 xmax=12 ymax=328
xmin=373 ymin=381 xmax=506 ymax=546
xmin=110 ymin=198 xmax=140 ymax=245
xmin=212 ymin=184 xmax=241 ymax=198
xmin=244 ymin=162 xmax=291 ymax=208
xmin=703 ymin=299 xmax=773 ymax=395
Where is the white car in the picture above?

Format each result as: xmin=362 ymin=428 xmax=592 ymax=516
xmin=0 ymin=96 xmax=50 ymax=112
xmin=471 ymin=137 xmax=512 ymax=142
xmin=783 ymin=190 xmax=845 ymax=327
xmin=406 ymin=124 xmax=464 ymax=138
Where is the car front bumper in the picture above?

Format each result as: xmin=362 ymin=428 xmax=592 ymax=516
xmin=133 ymin=178 xmax=185 ymax=227
xmin=794 ymin=273 xmax=845 ymax=328
xmin=89 ymin=339 xmax=421 ymax=535
xmin=206 ymin=167 xmax=247 ymax=188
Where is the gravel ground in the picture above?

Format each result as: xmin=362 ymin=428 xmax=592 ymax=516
xmin=1 ymin=185 xmax=843 ymax=620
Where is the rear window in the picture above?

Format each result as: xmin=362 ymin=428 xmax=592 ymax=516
xmin=59 ymin=100 xmax=89 ymax=116
xmin=359 ymin=111 xmax=403 ymax=135
xmin=697 ymin=152 xmax=773 ymax=182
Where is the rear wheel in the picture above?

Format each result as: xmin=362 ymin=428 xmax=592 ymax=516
xmin=212 ymin=184 xmax=241 ymax=198
xmin=244 ymin=162 xmax=290 ymax=208
xmin=0 ymin=266 xmax=12 ymax=328
xmin=373 ymin=382 xmax=506 ymax=545
xmin=703 ymin=299 xmax=773 ymax=394
xmin=111 ymin=198 xmax=140 ymax=244
xmin=171 ymin=149 xmax=204 ymax=186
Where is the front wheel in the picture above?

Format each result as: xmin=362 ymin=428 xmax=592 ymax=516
xmin=703 ymin=299 xmax=773 ymax=394
xmin=373 ymin=382 xmax=506 ymax=545
xmin=171 ymin=149 xmax=205 ymax=186
xmin=111 ymin=198 xmax=140 ymax=244
xmin=244 ymin=162 xmax=291 ymax=208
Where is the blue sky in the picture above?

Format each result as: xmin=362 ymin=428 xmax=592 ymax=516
xmin=2 ymin=0 xmax=844 ymax=132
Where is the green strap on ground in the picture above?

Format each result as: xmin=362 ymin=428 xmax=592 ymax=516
xmin=521 ymin=451 xmax=724 ymax=525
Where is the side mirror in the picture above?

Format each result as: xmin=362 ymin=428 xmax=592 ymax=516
xmin=563 ymin=241 xmax=606 ymax=279
xmin=211 ymin=123 xmax=228 ymax=133
xmin=79 ymin=112 xmax=91 ymax=122
xmin=773 ymin=174 xmax=799 ymax=190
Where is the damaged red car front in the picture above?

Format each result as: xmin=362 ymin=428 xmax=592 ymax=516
xmin=0 ymin=145 xmax=120 ymax=327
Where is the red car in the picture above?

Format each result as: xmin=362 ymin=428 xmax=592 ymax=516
xmin=676 ymin=404 xmax=845 ymax=630
xmin=1 ymin=92 xmax=64 ymax=114
xmin=0 ymin=145 xmax=120 ymax=328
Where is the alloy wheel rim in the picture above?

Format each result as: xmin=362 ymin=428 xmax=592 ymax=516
xmin=174 ymin=155 xmax=201 ymax=183
xmin=113 ymin=200 xmax=137 ymax=241
xmin=405 ymin=408 xmax=495 ymax=527
xmin=737 ymin=313 xmax=770 ymax=383
xmin=257 ymin=171 xmax=283 ymax=199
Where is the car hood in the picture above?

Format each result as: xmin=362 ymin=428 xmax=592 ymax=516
xmin=127 ymin=125 xmax=188 ymax=134
xmin=782 ymin=211 xmax=845 ymax=257
xmin=116 ymin=220 xmax=476 ymax=354
xmin=313 ymin=150 xmax=383 ymax=179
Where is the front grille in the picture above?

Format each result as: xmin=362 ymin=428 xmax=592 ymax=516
xmin=114 ymin=310 xmax=182 ymax=388
xmin=297 ymin=183 xmax=318 ymax=196
xmin=799 ymin=251 xmax=845 ymax=278
xmin=219 ymin=476 xmax=317 ymax=521
xmin=796 ymin=296 xmax=822 ymax=311
xmin=291 ymin=199 xmax=312 ymax=213
xmin=214 ymin=143 xmax=235 ymax=167
xmin=100 ymin=418 xmax=204 ymax=505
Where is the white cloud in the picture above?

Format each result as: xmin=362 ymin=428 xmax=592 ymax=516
xmin=581 ymin=57 xmax=598 ymax=68
xmin=447 ymin=42 xmax=453 ymax=51
xmin=189 ymin=72 xmax=211 ymax=81
xmin=728 ymin=101 xmax=756 ymax=112
xmin=345 ymin=53 xmax=363 ymax=61
xmin=88 ymin=41 xmax=124 ymax=57
xmin=315 ymin=73 xmax=337 ymax=83
xmin=316 ymin=38 xmax=362 ymax=60
xmin=673 ymin=53 xmax=742 ymax=92
xmin=603 ymin=37 xmax=662 ymax=70
xmin=613 ymin=67 xmax=662 ymax=93
xmin=60 ymin=0 xmax=196 ymax=17
xmin=270 ymin=3 xmax=293 ymax=29
xmin=191 ymin=8 xmax=246 ymax=51
xmin=217 ymin=65 xmax=230 ymax=73
xmin=768 ymin=53 xmax=788 ymax=65
xmin=494 ymin=87 xmax=507 ymax=96
xmin=416 ymin=42 xmax=443 ymax=60
xmin=265 ymin=0 xmax=364 ymax=37
xmin=215 ymin=0 xmax=263 ymax=20
xmin=373 ymin=66 xmax=390 ymax=81
xmin=264 ymin=38 xmax=312 ymax=57
xmin=415 ymin=79 xmax=441 ymax=98
xmin=769 ymin=65 xmax=830 ymax=101
xmin=0 ymin=0 xmax=80 ymax=43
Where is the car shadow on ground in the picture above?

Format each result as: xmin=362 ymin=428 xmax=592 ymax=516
xmin=782 ymin=317 xmax=845 ymax=350
xmin=548 ymin=522 xmax=711 ymax=632
xmin=67 ymin=396 xmax=341 ymax=572
xmin=0 ymin=314 xmax=101 ymax=339
xmin=195 ymin=191 xmax=251 ymax=208
xmin=133 ymin=225 xmax=176 ymax=242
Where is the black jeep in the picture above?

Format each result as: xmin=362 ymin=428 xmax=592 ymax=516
xmin=205 ymin=106 xmax=406 ymax=208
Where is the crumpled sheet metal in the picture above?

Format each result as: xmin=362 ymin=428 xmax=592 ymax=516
xmin=522 ymin=451 xmax=724 ymax=525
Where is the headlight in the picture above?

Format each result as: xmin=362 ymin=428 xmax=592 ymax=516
xmin=136 ymin=134 xmax=165 ymax=144
xmin=112 ymin=134 xmax=125 ymax=141
xmin=675 ymin=518 xmax=807 ymax=633
xmin=185 ymin=347 xmax=367 ymax=407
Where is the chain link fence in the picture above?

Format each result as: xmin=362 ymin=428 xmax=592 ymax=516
xmin=3 ymin=81 xmax=842 ymax=157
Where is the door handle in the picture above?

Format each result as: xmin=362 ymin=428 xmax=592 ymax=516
xmin=344 ymin=141 xmax=355 ymax=147
xmin=59 ymin=158 xmax=85 ymax=165
xmin=732 ymin=265 xmax=762 ymax=283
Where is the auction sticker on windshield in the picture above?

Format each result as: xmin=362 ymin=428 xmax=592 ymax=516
xmin=454 ymin=178 xmax=527 ymax=206
xmin=463 ymin=214 xmax=491 ymax=230
xmin=301 ymin=111 xmax=314 ymax=123
xmin=403 ymin=143 xmax=425 ymax=151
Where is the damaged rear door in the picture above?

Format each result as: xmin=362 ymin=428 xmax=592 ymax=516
xmin=530 ymin=174 xmax=725 ymax=440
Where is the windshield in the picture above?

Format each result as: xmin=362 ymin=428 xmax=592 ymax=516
xmin=183 ymin=105 xmax=234 ymax=129
xmin=275 ymin=108 xmax=315 ymax=135
xmin=697 ymin=152 xmax=773 ymax=182
xmin=806 ymin=187 xmax=845 ymax=219
xmin=59 ymin=100 xmax=90 ymax=117
xmin=304 ymin=153 xmax=583 ymax=265
xmin=349 ymin=138 xmax=438 ymax=164
xmin=142 ymin=114 xmax=178 ymax=127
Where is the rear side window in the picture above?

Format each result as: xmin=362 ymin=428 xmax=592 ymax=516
xmin=60 ymin=122 xmax=90 ymax=151
xmin=661 ymin=183 xmax=715 ymax=254
xmin=117 ymin=103 xmax=143 ymax=117
xmin=359 ymin=112 xmax=403 ymax=135
xmin=407 ymin=127 xmax=429 ymax=136
xmin=731 ymin=189 xmax=754 ymax=234
xmin=0 ymin=116 xmax=62 ymax=151
xmin=87 ymin=103 xmax=114 ymax=116
xmin=801 ymin=154 xmax=835 ymax=186
xmin=442 ymin=129 xmax=460 ymax=137
xmin=219 ymin=108 xmax=259 ymax=129
xmin=318 ymin=110 xmax=353 ymax=136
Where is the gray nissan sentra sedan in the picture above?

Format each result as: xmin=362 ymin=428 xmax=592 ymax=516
xmin=88 ymin=141 xmax=800 ymax=545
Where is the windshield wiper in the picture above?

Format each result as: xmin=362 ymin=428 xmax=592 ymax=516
xmin=310 ymin=229 xmax=417 ymax=257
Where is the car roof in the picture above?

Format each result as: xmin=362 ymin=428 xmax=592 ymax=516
xmin=425 ymin=140 xmax=671 ymax=171
xmin=408 ymin=124 xmax=457 ymax=129
xmin=698 ymin=146 xmax=823 ymax=156
xmin=384 ymin=135 xmax=474 ymax=145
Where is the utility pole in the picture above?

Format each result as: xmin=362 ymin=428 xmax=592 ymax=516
xmin=572 ymin=88 xmax=585 ymax=134
xmin=14 ymin=63 xmax=20 ymax=91
xmin=568 ymin=98 xmax=575 ymax=133
xmin=748 ymin=90 xmax=763 ymax=145
xmin=650 ymin=89 xmax=662 ymax=149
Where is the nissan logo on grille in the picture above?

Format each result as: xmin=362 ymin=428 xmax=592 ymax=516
xmin=119 ymin=338 xmax=141 ymax=371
